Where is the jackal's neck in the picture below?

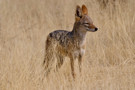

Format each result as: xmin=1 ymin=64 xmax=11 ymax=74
xmin=71 ymin=22 xmax=87 ymax=41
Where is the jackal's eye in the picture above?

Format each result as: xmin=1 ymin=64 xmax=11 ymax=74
xmin=83 ymin=23 xmax=89 ymax=27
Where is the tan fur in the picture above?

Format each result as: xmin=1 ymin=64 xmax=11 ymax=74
xmin=43 ymin=5 xmax=98 ymax=79
xmin=82 ymin=5 xmax=88 ymax=15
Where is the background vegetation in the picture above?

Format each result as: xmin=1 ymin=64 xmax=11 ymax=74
xmin=0 ymin=0 xmax=135 ymax=89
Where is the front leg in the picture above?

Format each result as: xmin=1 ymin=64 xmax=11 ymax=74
xmin=69 ymin=55 xmax=75 ymax=79
xmin=78 ymin=48 xmax=85 ymax=74
xmin=78 ymin=54 xmax=83 ymax=73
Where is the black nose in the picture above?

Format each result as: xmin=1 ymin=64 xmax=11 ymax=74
xmin=95 ymin=28 xmax=98 ymax=31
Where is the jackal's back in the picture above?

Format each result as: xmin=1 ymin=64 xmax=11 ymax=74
xmin=49 ymin=30 xmax=69 ymax=40
xmin=48 ymin=30 xmax=72 ymax=47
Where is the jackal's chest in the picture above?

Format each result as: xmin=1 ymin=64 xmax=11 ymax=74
xmin=73 ymin=48 xmax=85 ymax=59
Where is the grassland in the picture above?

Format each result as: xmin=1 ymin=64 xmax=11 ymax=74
xmin=0 ymin=0 xmax=135 ymax=90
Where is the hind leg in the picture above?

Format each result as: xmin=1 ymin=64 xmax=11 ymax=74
xmin=56 ymin=54 xmax=64 ymax=71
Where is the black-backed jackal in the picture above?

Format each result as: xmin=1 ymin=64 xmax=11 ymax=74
xmin=43 ymin=5 xmax=98 ymax=78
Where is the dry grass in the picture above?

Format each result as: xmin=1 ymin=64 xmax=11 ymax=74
xmin=0 ymin=0 xmax=135 ymax=90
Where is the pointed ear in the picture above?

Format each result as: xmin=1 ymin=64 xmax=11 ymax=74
xmin=82 ymin=5 xmax=88 ymax=15
xmin=75 ymin=5 xmax=82 ymax=21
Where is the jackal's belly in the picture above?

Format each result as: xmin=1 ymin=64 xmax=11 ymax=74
xmin=56 ymin=43 xmax=85 ymax=59
xmin=56 ymin=43 xmax=71 ymax=56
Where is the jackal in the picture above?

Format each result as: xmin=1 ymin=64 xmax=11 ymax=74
xmin=43 ymin=5 xmax=98 ymax=78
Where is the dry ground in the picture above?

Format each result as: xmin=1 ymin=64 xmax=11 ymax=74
xmin=0 ymin=0 xmax=135 ymax=90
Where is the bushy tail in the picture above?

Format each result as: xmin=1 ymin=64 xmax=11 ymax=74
xmin=43 ymin=36 xmax=55 ymax=76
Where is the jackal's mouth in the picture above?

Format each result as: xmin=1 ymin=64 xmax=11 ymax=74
xmin=86 ymin=28 xmax=98 ymax=32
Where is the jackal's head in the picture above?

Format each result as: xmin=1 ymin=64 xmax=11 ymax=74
xmin=75 ymin=5 xmax=98 ymax=32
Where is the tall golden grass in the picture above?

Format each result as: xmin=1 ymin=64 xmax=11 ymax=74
xmin=0 ymin=0 xmax=135 ymax=89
